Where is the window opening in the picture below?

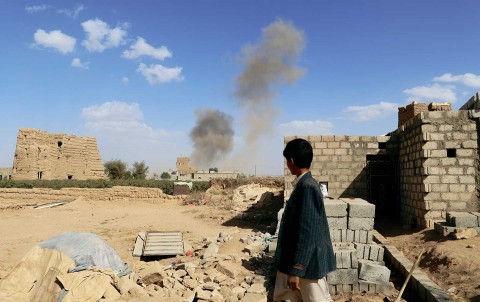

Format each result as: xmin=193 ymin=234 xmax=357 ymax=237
xmin=447 ymin=149 xmax=456 ymax=158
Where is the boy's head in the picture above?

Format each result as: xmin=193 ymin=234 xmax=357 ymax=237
xmin=283 ymin=138 xmax=313 ymax=169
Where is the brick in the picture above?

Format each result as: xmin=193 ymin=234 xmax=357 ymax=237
xmin=327 ymin=217 xmax=348 ymax=229
xmin=327 ymin=268 xmax=358 ymax=285
xmin=341 ymin=198 xmax=375 ymax=218
xmin=348 ymin=217 xmax=374 ymax=231
xmin=333 ymin=245 xmax=358 ymax=269
xmin=448 ymin=212 xmax=478 ymax=227
xmin=324 ymin=199 xmax=348 ymax=217
xmin=358 ymin=260 xmax=391 ymax=283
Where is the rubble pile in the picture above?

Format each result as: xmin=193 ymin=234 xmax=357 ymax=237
xmin=131 ymin=230 xmax=273 ymax=302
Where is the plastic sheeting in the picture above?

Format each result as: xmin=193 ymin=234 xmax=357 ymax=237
xmin=39 ymin=232 xmax=131 ymax=277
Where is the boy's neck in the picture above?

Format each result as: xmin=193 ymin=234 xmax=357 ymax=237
xmin=295 ymin=168 xmax=309 ymax=177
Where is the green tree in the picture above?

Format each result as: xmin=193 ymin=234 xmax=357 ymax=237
xmin=160 ymin=172 xmax=171 ymax=179
xmin=104 ymin=160 xmax=128 ymax=180
xmin=131 ymin=161 xmax=149 ymax=179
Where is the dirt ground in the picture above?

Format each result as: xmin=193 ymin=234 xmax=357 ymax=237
xmin=376 ymin=218 xmax=480 ymax=302
xmin=4 ymin=194 xmax=477 ymax=301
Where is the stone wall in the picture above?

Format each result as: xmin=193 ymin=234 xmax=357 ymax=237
xmin=392 ymin=110 xmax=479 ymax=228
xmin=12 ymin=128 xmax=105 ymax=180
xmin=0 ymin=186 xmax=179 ymax=207
xmin=284 ymin=135 xmax=390 ymax=200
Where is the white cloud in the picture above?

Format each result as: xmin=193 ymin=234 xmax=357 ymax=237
xmin=81 ymin=101 xmax=167 ymax=139
xmin=25 ymin=4 xmax=49 ymax=13
xmin=33 ymin=29 xmax=76 ymax=54
xmin=122 ymin=76 xmax=129 ymax=84
xmin=123 ymin=37 xmax=172 ymax=60
xmin=277 ymin=120 xmax=334 ymax=135
xmin=81 ymin=18 xmax=127 ymax=52
xmin=58 ymin=4 xmax=85 ymax=19
xmin=433 ymin=73 xmax=480 ymax=88
xmin=71 ymin=58 xmax=89 ymax=69
xmin=403 ymin=83 xmax=457 ymax=103
xmin=137 ymin=63 xmax=184 ymax=84
xmin=344 ymin=101 xmax=399 ymax=122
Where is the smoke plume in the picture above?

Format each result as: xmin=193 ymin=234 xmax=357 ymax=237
xmin=235 ymin=19 xmax=305 ymax=144
xmin=190 ymin=108 xmax=234 ymax=168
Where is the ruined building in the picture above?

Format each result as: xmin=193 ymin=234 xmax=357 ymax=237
xmin=285 ymin=93 xmax=480 ymax=229
xmin=176 ymin=157 xmax=197 ymax=175
xmin=12 ymin=128 xmax=105 ymax=180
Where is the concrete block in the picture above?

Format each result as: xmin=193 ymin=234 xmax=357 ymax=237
xmin=358 ymin=281 xmax=394 ymax=295
xmin=324 ymin=198 xmax=348 ymax=217
xmin=327 ymin=217 xmax=348 ymax=229
xmin=333 ymin=245 xmax=358 ymax=269
xmin=358 ymin=260 xmax=390 ymax=283
xmin=354 ymin=243 xmax=385 ymax=262
xmin=471 ymin=212 xmax=480 ymax=226
xmin=327 ymin=268 xmax=358 ymax=285
xmin=348 ymin=217 xmax=374 ymax=231
xmin=447 ymin=211 xmax=478 ymax=227
xmin=341 ymin=198 xmax=376 ymax=218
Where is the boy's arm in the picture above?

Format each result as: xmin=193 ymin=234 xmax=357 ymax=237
xmin=288 ymin=183 xmax=323 ymax=277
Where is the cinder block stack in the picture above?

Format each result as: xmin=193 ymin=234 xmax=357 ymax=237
xmin=325 ymin=198 xmax=393 ymax=295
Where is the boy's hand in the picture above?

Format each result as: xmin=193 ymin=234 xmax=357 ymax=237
xmin=287 ymin=275 xmax=300 ymax=290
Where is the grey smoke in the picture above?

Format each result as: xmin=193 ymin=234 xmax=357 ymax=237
xmin=235 ymin=19 xmax=305 ymax=143
xmin=190 ymin=108 xmax=234 ymax=168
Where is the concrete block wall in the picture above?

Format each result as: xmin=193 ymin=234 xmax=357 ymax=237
xmin=392 ymin=110 xmax=479 ymax=228
xmin=284 ymin=135 xmax=390 ymax=200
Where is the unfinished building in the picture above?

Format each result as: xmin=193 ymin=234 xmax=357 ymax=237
xmin=12 ymin=128 xmax=105 ymax=180
xmin=285 ymin=93 xmax=480 ymax=229
xmin=0 ymin=168 xmax=12 ymax=180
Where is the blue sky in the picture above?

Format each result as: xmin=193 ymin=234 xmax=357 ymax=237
xmin=1 ymin=1 xmax=480 ymax=176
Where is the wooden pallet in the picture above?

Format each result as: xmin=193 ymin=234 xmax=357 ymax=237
xmin=142 ymin=231 xmax=184 ymax=256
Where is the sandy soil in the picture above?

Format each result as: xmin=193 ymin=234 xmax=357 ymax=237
xmin=3 ymin=190 xmax=478 ymax=302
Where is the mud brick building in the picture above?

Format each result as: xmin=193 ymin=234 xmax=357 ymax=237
xmin=285 ymin=93 xmax=480 ymax=229
xmin=12 ymin=128 xmax=105 ymax=180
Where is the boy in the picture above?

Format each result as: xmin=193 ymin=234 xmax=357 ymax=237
xmin=274 ymin=138 xmax=336 ymax=302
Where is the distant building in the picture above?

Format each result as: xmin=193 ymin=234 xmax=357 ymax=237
xmin=12 ymin=128 xmax=106 ymax=180
xmin=176 ymin=157 xmax=197 ymax=175
xmin=0 ymin=168 xmax=12 ymax=180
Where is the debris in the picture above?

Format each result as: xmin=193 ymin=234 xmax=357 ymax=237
xmin=33 ymin=201 xmax=67 ymax=209
xmin=467 ymin=244 xmax=475 ymax=248
xmin=452 ymin=228 xmax=477 ymax=240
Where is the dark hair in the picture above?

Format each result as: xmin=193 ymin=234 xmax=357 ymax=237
xmin=283 ymin=138 xmax=313 ymax=169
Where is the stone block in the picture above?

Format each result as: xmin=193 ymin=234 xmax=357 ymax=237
xmin=327 ymin=217 xmax=348 ymax=229
xmin=327 ymin=268 xmax=358 ymax=285
xmin=341 ymin=198 xmax=375 ymax=218
xmin=324 ymin=198 xmax=348 ymax=217
xmin=447 ymin=211 xmax=478 ymax=227
xmin=358 ymin=260 xmax=391 ymax=283
xmin=348 ymin=217 xmax=374 ymax=231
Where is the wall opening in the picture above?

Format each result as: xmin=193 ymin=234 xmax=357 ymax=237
xmin=378 ymin=142 xmax=387 ymax=150
xmin=58 ymin=141 xmax=63 ymax=147
xmin=447 ymin=148 xmax=456 ymax=158
xmin=37 ymin=171 xmax=43 ymax=179
xmin=68 ymin=175 xmax=73 ymax=179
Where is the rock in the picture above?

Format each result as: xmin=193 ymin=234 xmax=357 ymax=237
xmin=116 ymin=276 xmax=144 ymax=295
xmin=182 ymin=278 xmax=198 ymax=290
xmin=216 ymin=261 xmax=239 ymax=278
xmin=452 ymin=228 xmax=477 ymax=239
xmin=247 ymin=283 xmax=266 ymax=294
xmin=214 ymin=273 xmax=227 ymax=283
xmin=203 ymin=242 xmax=220 ymax=259
xmin=245 ymin=275 xmax=254 ymax=284
xmin=210 ymin=289 xmax=224 ymax=302
xmin=232 ymin=285 xmax=247 ymax=299
xmin=467 ymin=244 xmax=475 ymax=248
xmin=174 ymin=269 xmax=187 ymax=279
xmin=244 ymin=242 xmax=265 ymax=255
xmin=138 ymin=262 xmax=167 ymax=285
xmin=240 ymin=293 xmax=267 ymax=302
xmin=203 ymin=281 xmax=221 ymax=291
xmin=182 ymin=290 xmax=196 ymax=302
xmin=196 ymin=289 xmax=211 ymax=300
